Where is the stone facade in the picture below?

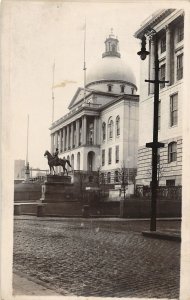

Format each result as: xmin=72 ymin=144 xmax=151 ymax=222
xmin=134 ymin=9 xmax=184 ymax=186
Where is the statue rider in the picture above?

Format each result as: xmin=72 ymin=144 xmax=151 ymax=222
xmin=53 ymin=148 xmax=59 ymax=164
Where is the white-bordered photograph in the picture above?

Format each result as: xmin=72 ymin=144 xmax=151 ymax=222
xmin=1 ymin=0 xmax=190 ymax=299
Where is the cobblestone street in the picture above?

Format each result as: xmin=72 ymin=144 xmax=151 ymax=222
xmin=13 ymin=217 xmax=181 ymax=298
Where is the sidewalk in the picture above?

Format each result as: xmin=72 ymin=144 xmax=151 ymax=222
xmin=142 ymin=229 xmax=181 ymax=241
xmin=14 ymin=215 xmax=181 ymax=222
xmin=13 ymin=272 xmax=61 ymax=296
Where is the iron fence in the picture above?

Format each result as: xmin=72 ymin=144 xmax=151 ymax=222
xmin=136 ymin=185 xmax=182 ymax=201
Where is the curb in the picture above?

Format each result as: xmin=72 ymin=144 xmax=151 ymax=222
xmin=142 ymin=231 xmax=181 ymax=242
xmin=13 ymin=271 xmax=68 ymax=296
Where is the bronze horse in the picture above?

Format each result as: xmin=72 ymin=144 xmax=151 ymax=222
xmin=44 ymin=150 xmax=72 ymax=175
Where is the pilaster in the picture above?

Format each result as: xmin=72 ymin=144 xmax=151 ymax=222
xmin=165 ymin=25 xmax=171 ymax=86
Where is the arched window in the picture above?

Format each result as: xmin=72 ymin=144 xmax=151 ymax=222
xmin=107 ymin=84 xmax=113 ymax=92
xmin=116 ymin=116 xmax=120 ymax=136
xmin=120 ymin=85 xmax=125 ymax=93
xmin=108 ymin=117 xmax=114 ymax=139
xmin=168 ymin=142 xmax=177 ymax=163
xmin=102 ymin=122 xmax=106 ymax=141
xmin=107 ymin=172 xmax=111 ymax=183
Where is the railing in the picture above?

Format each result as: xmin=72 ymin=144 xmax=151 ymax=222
xmin=136 ymin=185 xmax=182 ymax=201
xmin=29 ymin=176 xmax=46 ymax=183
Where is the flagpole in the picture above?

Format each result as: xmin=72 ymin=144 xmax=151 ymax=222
xmin=83 ymin=18 xmax=87 ymax=102
xmin=25 ymin=114 xmax=30 ymax=181
xmin=26 ymin=114 xmax=29 ymax=165
xmin=52 ymin=60 xmax=55 ymax=123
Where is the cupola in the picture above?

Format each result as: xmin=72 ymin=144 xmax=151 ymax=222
xmin=102 ymin=28 xmax=121 ymax=58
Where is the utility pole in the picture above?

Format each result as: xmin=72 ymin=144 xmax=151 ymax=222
xmin=137 ymin=30 xmax=168 ymax=231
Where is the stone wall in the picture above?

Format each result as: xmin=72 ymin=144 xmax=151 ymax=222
xmin=136 ymin=136 xmax=182 ymax=186
xmin=14 ymin=183 xmax=42 ymax=202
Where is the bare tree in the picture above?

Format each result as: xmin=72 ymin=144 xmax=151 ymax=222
xmin=118 ymin=162 xmax=129 ymax=201
xmin=146 ymin=158 xmax=165 ymax=186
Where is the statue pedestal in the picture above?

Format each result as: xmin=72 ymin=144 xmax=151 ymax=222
xmin=45 ymin=175 xmax=71 ymax=184
xmin=40 ymin=175 xmax=74 ymax=203
xmin=38 ymin=175 xmax=83 ymax=217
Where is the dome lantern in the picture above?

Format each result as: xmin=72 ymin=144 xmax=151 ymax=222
xmin=102 ymin=28 xmax=121 ymax=58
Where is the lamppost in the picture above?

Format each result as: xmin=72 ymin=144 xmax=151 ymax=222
xmin=137 ymin=28 xmax=168 ymax=231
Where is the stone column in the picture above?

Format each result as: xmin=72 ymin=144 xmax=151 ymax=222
xmin=66 ymin=125 xmax=69 ymax=150
xmin=82 ymin=116 xmax=87 ymax=145
xmin=61 ymin=129 xmax=64 ymax=152
xmin=59 ymin=130 xmax=62 ymax=152
xmin=149 ymin=38 xmax=155 ymax=94
xmin=165 ymin=25 xmax=171 ymax=86
xmin=94 ymin=117 xmax=97 ymax=145
xmin=51 ymin=134 xmax=54 ymax=153
xmin=55 ymin=131 xmax=58 ymax=148
xmin=62 ymin=127 xmax=65 ymax=152
xmin=71 ymin=122 xmax=74 ymax=149
xmin=76 ymin=119 xmax=79 ymax=147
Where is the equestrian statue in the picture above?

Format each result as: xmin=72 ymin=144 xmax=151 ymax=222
xmin=44 ymin=148 xmax=72 ymax=175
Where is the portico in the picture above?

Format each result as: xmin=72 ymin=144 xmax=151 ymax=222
xmin=50 ymin=106 xmax=100 ymax=171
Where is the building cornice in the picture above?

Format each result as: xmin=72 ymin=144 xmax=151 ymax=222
xmin=134 ymin=9 xmax=176 ymax=39
xmin=99 ymin=94 xmax=139 ymax=112
xmin=51 ymin=90 xmax=123 ymax=130
xmin=50 ymin=93 xmax=139 ymax=132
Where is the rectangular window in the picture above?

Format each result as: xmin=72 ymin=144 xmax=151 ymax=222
xmin=168 ymin=142 xmax=177 ymax=163
xmin=160 ymin=64 xmax=166 ymax=89
xmin=108 ymin=148 xmax=112 ymax=165
xmin=177 ymin=24 xmax=184 ymax=42
xmin=114 ymin=171 xmax=119 ymax=183
xmin=102 ymin=149 xmax=105 ymax=166
xmin=166 ymin=179 xmax=175 ymax=186
xmin=107 ymin=172 xmax=111 ymax=183
xmin=158 ymin=100 xmax=161 ymax=130
xmin=177 ymin=54 xmax=183 ymax=80
xmin=160 ymin=36 xmax=166 ymax=53
xmin=115 ymin=145 xmax=119 ymax=163
xmin=170 ymin=94 xmax=178 ymax=126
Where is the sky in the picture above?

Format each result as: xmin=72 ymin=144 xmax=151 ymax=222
xmin=8 ymin=1 xmax=162 ymax=170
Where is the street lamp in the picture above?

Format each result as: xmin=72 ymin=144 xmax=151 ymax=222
xmin=137 ymin=36 xmax=150 ymax=60
xmin=137 ymin=29 xmax=168 ymax=231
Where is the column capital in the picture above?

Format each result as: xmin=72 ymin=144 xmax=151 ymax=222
xmin=165 ymin=24 xmax=171 ymax=32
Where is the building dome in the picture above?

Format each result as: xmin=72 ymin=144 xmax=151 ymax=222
xmin=86 ymin=56 xmax=136 ymax=86
xmin=86 ymin=30 xmax=136 ymax=88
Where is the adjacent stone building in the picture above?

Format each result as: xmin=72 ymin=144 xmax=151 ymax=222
xmin=14 ymin=159 xmax=25 ymax=180
xmin=134 ymin=9 xmax=184 ymax=186
xmin=50 ymin=31 xmax=139 ymax=184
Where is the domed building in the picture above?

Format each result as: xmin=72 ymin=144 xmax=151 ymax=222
xmin=50 ymin=31 xmax=139 ymax=189
xmin=86 ymin=31 xmax=137 ymax=94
